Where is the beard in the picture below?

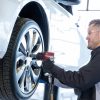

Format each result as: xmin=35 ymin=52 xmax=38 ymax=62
xmin=87 ymin=46 xmax=92 ymax=50
xmin=87 ymin=43 xmax=94 ymax=50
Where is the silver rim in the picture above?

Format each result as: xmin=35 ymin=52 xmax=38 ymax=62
xmin=15 ymin=26 xmax=44 ymax=94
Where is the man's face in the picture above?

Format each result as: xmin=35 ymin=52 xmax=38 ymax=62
xmin=86 ymin=24 xmax=100 ymax=50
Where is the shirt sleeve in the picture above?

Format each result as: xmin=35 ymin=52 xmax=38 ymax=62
xmin=50 ymin=54 xmax=100 ymax=91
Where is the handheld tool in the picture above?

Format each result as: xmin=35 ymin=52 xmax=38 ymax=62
xmin=38 ymin=52 xmax=54 ymax=100
xmin=33 ymin=52 xmax=54 ymax=100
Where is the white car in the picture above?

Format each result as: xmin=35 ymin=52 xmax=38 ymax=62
xmin=0 ymin=0 xmax=85 ymax=100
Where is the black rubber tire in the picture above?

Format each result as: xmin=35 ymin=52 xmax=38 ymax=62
xmin=0 ymin=17 xmax=44 ymax=100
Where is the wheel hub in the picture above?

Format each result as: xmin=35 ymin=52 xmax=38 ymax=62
xmin=25 ymin=57 xmax=32 ymax=66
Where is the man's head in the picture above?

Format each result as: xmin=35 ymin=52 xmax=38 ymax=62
xmin=86 ymin=19 xmax=100 ymax=50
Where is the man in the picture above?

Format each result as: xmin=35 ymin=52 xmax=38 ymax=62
xmin=42 ymin=19 xmax=100 ymax=100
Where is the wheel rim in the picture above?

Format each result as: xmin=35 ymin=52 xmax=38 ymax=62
xmin=15 ymin=26 xmax=44 ymax=94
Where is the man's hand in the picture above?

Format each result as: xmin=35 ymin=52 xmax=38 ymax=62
xmin=42 ymin=59 xmax=54 ymax=73
xmin=36 ymin=53 xmax=44 ymax=60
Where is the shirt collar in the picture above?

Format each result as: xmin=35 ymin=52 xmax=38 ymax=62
xmin=91 ymin=46 xmax=100 ymax=59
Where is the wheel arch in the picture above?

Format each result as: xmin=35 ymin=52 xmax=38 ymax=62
xmin=19 ymin=1 xmax=49 ymax=51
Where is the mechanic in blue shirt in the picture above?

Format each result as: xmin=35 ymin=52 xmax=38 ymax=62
xmin=42 ymin=19 xmax=100 ymax=100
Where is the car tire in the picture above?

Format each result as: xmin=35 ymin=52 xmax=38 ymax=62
xmin=0 ymin=17 xmax=44 ymax=100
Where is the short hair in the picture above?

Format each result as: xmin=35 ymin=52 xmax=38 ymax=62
xmin=89 ymin=19 xmax=100 ymax=27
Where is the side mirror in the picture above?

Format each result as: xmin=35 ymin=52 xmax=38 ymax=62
xmin=56 ymin=0 xmax=80 ymax=5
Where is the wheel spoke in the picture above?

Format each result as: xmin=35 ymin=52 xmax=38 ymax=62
xmin=16 ymin=64 xmax=26 ymax=82
xmin=18 ymin=67 xmax=26 ymax=89
xmin=33 ymin=43 xmax=43 ymax=54
xmin=25 ymin=32 xmax=31 ymax=52
xmin=24 ymin=69 xmax=32 ymax=92
xmin=19 ymin=42 xmax=27 ymax=56
xmin=25 ymin=29 xmax=35 ymax=53
xmin=32 ymin=32 xmax=42 ymax=53
xmin=29 ymin=29 xmax=36 ymax=52
xmin=29 ymin=66 xmax=38 ymax=83
xmin=16 ymin=51 xmax=26 ymax=62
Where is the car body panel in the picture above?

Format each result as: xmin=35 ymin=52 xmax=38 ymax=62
xmin=0 ymin=0 xmax=73 ymax=57
xmin=0 ymin=0 xmax=89 ymax=67
xmin=0 ymin=0 xmax=46 ymax=58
